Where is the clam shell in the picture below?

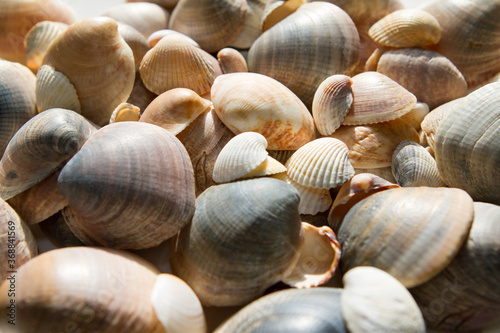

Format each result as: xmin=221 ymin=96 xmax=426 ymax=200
xmin=211 ymin=72 xmax=316 ymax=150
xmin=400 ymin=102 xmax=429 ymax=131
xmin=35 ymin=65 xmax=81 ymax=114
xmin=285 ymin=137 xmax=355 ymax=189
xmin=342 ymin=71 xmax=417 ymax=125
xmin=338 ymin=186 xmax=474 ymax=288
xmin=24 ymin=21 xmax=69 ymax=72
xmin=217 ymin=47 xmax=248 ymax=74
xmin=392 ymin=141 xmax=445 ymax=187
xmin=230 ymin=0 xmax=266 ymax=49
xmin=57 ymin=122 xmax=196 ymax=250
xmin=368 ymin=9 xmax=442 ymax=47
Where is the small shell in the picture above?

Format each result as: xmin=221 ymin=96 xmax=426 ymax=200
xmin=217 ymin=47 xmax=248 ymax=74
xmin=392 ymin=141 xmax=445 ymax=187
xmin=147 ymin=29 xmax=200 ymax=48
xmin=229 ymin=0 xmax=267 ymax=49
xmin=312 ymin=74 xmax=353 ymax=136
xmin=368 ymin=9 xmax=442 ymax=48
xmin=400 ymin=102 xmax=429 ymax=131
xmin=285 ymin=137 xmax=355 ymax=189
xmin=35 ymin=65 xmax=81 ymax=114
xmin=109 ymin=102 xmax=141 ymax=123
xmin=260 ymin=0 xmax=306 ymax=32
xmin=24 ymin=21 xmax=69 ymax=72
xmin=342 ymin=71 xmax=417 ymax=125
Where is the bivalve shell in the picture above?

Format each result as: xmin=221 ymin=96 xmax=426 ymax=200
xmin=24 ymin=21 xmax=69 ymax=72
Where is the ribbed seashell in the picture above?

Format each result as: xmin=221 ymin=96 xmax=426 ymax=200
xmin=423 ymin=0 xmax=500 ymax=88
xmin=42 ymin=17 xmax=136 ymax=126
xmin=211 ymin=72 xmax=316 ymax=150
xmin=330 ymin=118 xmax=419 ymax=168
xmin=215 ymin=288 xmax=347 ymax=332
xmin=230 ymin=0 xmax=267 ymax=49
xmin=342 ymin=71 xmax=417 ymax=125
xmin=109 ymin=102 xmax=141 ymax=123
xmin=368 ymin=9 xmax=442 ymax=48
xmin=0 ymin=247 xmax=206 ymax=332
xmin=127 ymin=0 xmax=179 ymax=10
xmin=35 ymin=65 xmax=81 ymax=114
xmin=0 ymin=108 xmax=98 ymax=201
xmin=58 ymin=122 xmax=196 ymax=250
xmin=260 ymin=0 xmax=306 ymax=32
xmin=140 ymin=88 xmax=212 ymax=135
xmin=248 ymin=2 xmax=360 ymax=108
xmin=342 ymin=266 xmax=426 ymax=333
xmin=169 ymin=0 xmax=248 ymax=53
xmin=372 ymin=48 xmax=468 ymax=110
xmin=102 ymin=2 xmax=169 ymax=39
xmin=140 ymin=34 xmax=216 ymax=96
xmin=285 ymin=137 xmax=355 ymax=189
xmin=0 ymin=0 xmax=75 ymax=64
xmin=117 ymin=22 xmax=150 ymax=70
xmin=327 ymin=173 xmax=399 ymax=232
xmin=354 ymin=166 xmax=396 ymax=183
xmin=410 ymin=202 xmax=500 ymax=332
xmin=217 ymin=48 xmax=248 ymax=74
xmin=171 ymin=178 xmax=341 ymax=306
xmin=267 ymin=149 xmax=295 ymax=165
xmin=392 ymin=141 xmax=445 ymax=187
xmin=0 ymin=59 xmax=37 ymax=159
xmin=24 ymin=21 xmax=69 ymax=72
xmin=147 ymin=29 xmax=200 ymax=48
xmin=312 ymin=74 xmax=353 ymax=136
xmin=212 ymin=132 xmax=286 ymax=183
xmin=338 ymin=187 xmax=474 ymax=288
xmin=400 ymin=102 xmax=429 ymax=131
xmin=0 ymin=199 xmax=37 ymax=281
xmin=435 ymin=82 xmax=500 ymax=205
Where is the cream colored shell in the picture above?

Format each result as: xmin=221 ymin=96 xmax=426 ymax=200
xmin=36 ymin=65 xmax=81 ymax=114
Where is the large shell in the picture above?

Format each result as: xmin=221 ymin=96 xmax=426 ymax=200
xmin=248 ymin=2 xmax=360 ymax=108
xmin=211 ymin=72 xmax=316 ymax=150
xmin=0 ymin=59 xmax=37 ymax=159
xmin=24 ymin=21 xmax=69 ymax=72
xmin=0 ymin=108 xmax=98 ymax=201
xmin=169 ymin=0 xmax=248 ymax=53
xmin=42 ymin=17 xmax=136 ymax=126
xmin=434 ymin=82 xmax=500 ymax=204
xmin=338 ymin=187 xmax=474 ymax=288
xmin=57 ymin=122 xmax=196 ymax=250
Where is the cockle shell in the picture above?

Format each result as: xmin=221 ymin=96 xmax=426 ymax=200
xmin=368 ymin=9 xmax=442 ymax=48
xmin=285 ymin=137 xmax=355 ymax=189
xmin=24 ymin=21 xmax=69 ymax=72
xmin=58 ymin=122 xmax=196 ymax=250
xmin=338 ymin=187 xmax=474 ymax=288
xmin=217 ymin=48 xmax=248 ymax=74
xmin=147 ymin=29 xmax=200 ymax=48
xmin=342 ymin=71 xmax=417 ymax=125
xmin=211 ymin=72 xmax=316 ymax=150
xmin=35 ymin=65 xmax=81 ymax=114
xmin=169 ymin=0 xmax=248 ymax=53
xmin=248 ymin=2 xmax=360 ymax=108
xmin=42 ymin=17 xmax=136 ymax=126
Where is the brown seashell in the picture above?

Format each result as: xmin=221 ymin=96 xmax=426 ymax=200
xmin=24 ymin=21 xmax=69 ymax=72
xmin=217 ymin=47 xmax=248 ymax=74
xmin=37 ymin=212 xmax=84 ymax=248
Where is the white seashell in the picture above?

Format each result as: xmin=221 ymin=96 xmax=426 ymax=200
xmin=36 ymin=65 xmax=81 ymax=113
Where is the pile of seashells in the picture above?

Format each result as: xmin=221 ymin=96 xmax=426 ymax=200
xmin=0 ymin=0 xmax=499 ymax=332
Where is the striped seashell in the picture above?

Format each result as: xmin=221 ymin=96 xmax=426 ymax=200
xmin=36 ymin=65 xmax=81 ymax=114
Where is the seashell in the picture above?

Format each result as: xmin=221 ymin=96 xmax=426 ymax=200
xmin=423 ymin=0 xmax=500 ymax=88
xmin=371 ymin=47 xmax=468 ymax=110
xmin=410 ymin=202 xmax=500 ymax=332
xmin=140 ymin=33 xmax=216 ymax=96
xmin=267 ymin=149 xmax=295 ymax=165
xmin=35 ymin=65 xmax=81 ymax=114
xmin=230 ymin=0 xmax=267 ymax=49
xmin=248 ymin=2 xmax=360 ymax=108
xmin=312 ymin=74 xmax=353 ymax=136
xmin=117 ymin=22 xmax=150 ymax=70
xmin=392 ymin=141 xmax=445 ymax=187
xmin=400 ymin=102 xmax=429 ymax=131
xmin=102 ymin=2 xmax=169 ymax=39
xmin=260 ymin=0 xmax=306 ymax=32
xmin=127 ymin=72 xmax=158 ymax=112
xmin=211 ymin=72 xmax=316 ymax=150
xmin=341 ymin=266 xmax=426 ymax=333
xmin=354 ymin=29 xmax=381 ymax=75
xmin=127 ymin=0 xmax=179 ymax=11
xmin=338 ymin=186 xmax=474 ymax=288
xmin=215 ymin=288 xmax=347 ymax=332
xmin=58 ymin=122 xmax=196 ymax=250
xmin=368 ymin=9 xmax=442 ymax=48
xmin=327 ymin=173 xmax=399 ymax=232
xmin=0 ymin=198 xmax=37 ymax=281
xmin=0 ymin=0 xmax=75 ymax=64
xmin=109 ymin=102 xmax=141 ymax=123
xmin=169 ymin=0 xmax=248 ymax=53
xmin=285 ymin=137 xmax=355 ymax=189
xmin=171 ymin=178 xmax=341 ymax=306
xmin=37 ymin=212 xmax=84 ymax=248
xmin=217 ymin=48 xmax=248 ymax=74
xmin=140 ymin=88 xmax=211 ymax=135
xmin=434 ymin=82 xmax=500 ymax=205
xmin=330 ymin=118 xmax=420 ymax=168
xmin=212 ymin=132 xmax=286 ymax=183
xmin=354 ymin=166 xmax=396 ymax=183
xmin=342 ymin=71 xmax=417 ymax=125
xmin=0 ymin=108 xmax=98 ymax=201
xmin=0 ymin=247 xmax=206 ymax=332
xmin=147 ymin=29 xmax=200 ymax=48
xmin=0 ymin=59 xmax=37 ymax=159
xmin=24 ymin=21 xmax=69 ymax=72
xmin=42 ymin=17 xmax=136 ymax=126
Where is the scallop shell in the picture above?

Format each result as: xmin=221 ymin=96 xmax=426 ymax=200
xmin=368 ymin=9 xmax=442 ymax=48
xmin=211 ymin=72 xmax=316 ymax=150
xmin=285 ymin=137 xmax=355 ymax=189
xmin=342 ymin=71 xmax=417 ymax=125
xmin=35 ymin=65 xmax=81 ymax=114
xmin=24 ymin=21 xmax=69 ymax=72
